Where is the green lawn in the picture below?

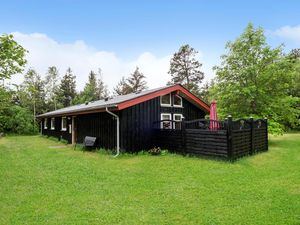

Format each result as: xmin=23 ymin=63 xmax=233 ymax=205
xmin=0 ymin=134 xmax=299 ymax=225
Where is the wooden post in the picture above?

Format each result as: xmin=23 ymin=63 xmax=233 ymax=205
xmin=71 ymin=116 xmax=76 ymax=145
xmin=227 ymin=115 xmax=233 ymax=160
xmin=265 ymin=118 xmax=268 ymax=151
xmin=250 ymin=117 xmax=254 ymax=155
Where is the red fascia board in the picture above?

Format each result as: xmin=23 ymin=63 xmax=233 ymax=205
xmin=117 ymin=84 xmax=210 ymax=112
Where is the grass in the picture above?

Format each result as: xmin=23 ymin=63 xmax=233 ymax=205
xmin=0 ymin=134 xmax=299 ymax=225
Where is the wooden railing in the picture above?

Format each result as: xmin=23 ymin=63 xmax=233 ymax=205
xmin=152 ymin=116 xmax=268 ymax=160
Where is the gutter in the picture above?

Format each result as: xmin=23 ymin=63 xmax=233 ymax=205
xmin=105 ymin=107 xmax=120 ymax=157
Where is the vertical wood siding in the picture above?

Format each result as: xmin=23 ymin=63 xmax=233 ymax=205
xmin=76 ymin=112 xmax=117 ymax=149
xmin=41 ymin=92 xmax=206 ymax=152
xmin=42 ymin=117 xmax=72 ymax=143
xmin=120 ymin=94 xmax=206 ymax=152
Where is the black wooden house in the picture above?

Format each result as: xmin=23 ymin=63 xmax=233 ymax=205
xmin=37 ymin=84 xmax=210 ymax=152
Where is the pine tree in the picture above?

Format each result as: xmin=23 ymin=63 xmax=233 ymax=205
xmin=75 ymin=69 xmax=109 ymax=104
xmin=114 ymin=67 xmax=148 ymax=95
xmin=127 ymin=67 xmax=148 ymax=93
xmin=168 ymin=44 xmax=204 ymax=95
xmin=114 ymin=76 xmax=131 ymax=95
xmin=57 ymin=67 xmax=77 ymax=107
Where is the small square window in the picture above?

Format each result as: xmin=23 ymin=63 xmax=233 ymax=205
xmin=161 ymin=113 xmax=172 ymax=129
xmin=51 ymin=118 xmax=55 ymax=130
xmin=61 ymin=117 xmax=67 ymax=131
xmin=174 ymin=95 xmax=182 ymax=107
xmin=173 ymin=114 xmax=183 ymax=130
xmin=160 ymin=94 xmax=171 ymax=106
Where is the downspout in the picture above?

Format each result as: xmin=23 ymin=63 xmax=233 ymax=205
xmin=106 ymin=107 xmax=120 ymax=157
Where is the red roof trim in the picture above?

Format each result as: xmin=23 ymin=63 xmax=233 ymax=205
xmin=117 ymin=84 xmax=210 ymax=112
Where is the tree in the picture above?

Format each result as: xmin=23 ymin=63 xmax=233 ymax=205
xmin=0 ymin=34 xmax=27 ymax=84
xmin=44 ymin=66 xmax=59 ymax=111
xmin=198 ymin=80 xmax=215 ymax=103
xmin=0 ymin=105 xmax=37 ymax=134
xmin=127 ymin=67 xmax=148 ymax=93
xmin=21 ymin=68 xmax=45 ymax=132
xmin=0 ymin=33 xmax=27 ymax=133
xmin=212 ymin=23 xmax=300 ymax=133
xmin=96 ymin=68 xmax=109 ymax=99
xmin=114 ymin=76 xmax=131 ymax=95
xmin=289 ymin=48 xmax=300 ymax=60
xmin=75 ymin=69 xmax=109 ymax=104
xmin=57 ymin=68 xmax=77 ymax=107
xmin=114 ymin=67 xmax=148 ymax=95
xmin=75 ymin=70 xmax=98 ymax=104
xmin=168 ymin=44 xmax=204 ymax=95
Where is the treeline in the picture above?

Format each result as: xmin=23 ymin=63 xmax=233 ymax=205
xmin=1 ymin=23 xmax=300 ymax=135
xmin=0 ymin=64 xmax=153 ymax=134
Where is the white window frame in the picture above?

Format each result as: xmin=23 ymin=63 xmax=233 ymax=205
xmin=50 ymin=118 xmax=55 ymax=130
xmin=160 ymin=94 xmax=171 ymax=107
xmin=160 ymin=113 xmax=172 ymax=129
xmin=173 ymin=113 xmax=183 ymax=129
xmin=173 ymin=95 xmax=183 ymax=107
xmin=61 ymin=117 xmax=67 ymax=131
xmin=44 ymin=118 xmax=48 ymax=129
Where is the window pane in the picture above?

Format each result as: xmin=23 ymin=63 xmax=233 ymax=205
xmin=161 ymin=94 xmax=171 ymax=105
xmin=62 ymin=118 xmax=67 ymax=130
xmin=174 ymin=95 xmax=182 ymax=106
xmin=162 ymin=115 xmax=170 ymax=120
xmin=161 ymin=114 xmax=171 ymax=129
xmin=173 ymin=114 xmax=183 ymax=130
xmin=174 ymin=115 xmax=182 ymax=121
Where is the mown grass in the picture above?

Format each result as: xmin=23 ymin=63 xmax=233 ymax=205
xmin=0 ymin=134 xmax=299 ymax=225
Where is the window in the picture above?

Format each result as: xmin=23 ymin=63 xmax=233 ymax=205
xmin=173 ymin=114 xmax=183 ymax=130
xmin=61 ymin=117 xmax=67 ymax=131
xmin=173 ymin=95 xmax=182 ymax=107
xmin=44 ymin=118 xmax=48 ymax=129
xmin=161 ymin=113 xmax=172 ymax=129
xmin=51 ymin=118 xmax=55 ymax=130
xmin=160 ymin=94 xmax=171 ymax=106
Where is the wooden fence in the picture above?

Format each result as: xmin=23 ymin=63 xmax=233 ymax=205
xmin=152 ymin=117 xmax=268 ymax=160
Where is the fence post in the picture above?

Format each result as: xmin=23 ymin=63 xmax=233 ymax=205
xmin=250 ymin=117 xmax=254 ymax=155
xmin=227 ymin=115 xmax=233 ymax=160
xmin=265 ymin=118 xmax=268 ymax=151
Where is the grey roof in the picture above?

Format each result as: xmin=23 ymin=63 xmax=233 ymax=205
xmin=37 ymin=86 xmax=170 ymax=118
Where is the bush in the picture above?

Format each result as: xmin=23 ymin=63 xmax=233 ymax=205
xmin=0 ymin=105 xmax=38 ymax=134
xmin=268 ymin=120 xmax=284 ymax=135
xmin=148 ymin=147 xmax=161 ymax=155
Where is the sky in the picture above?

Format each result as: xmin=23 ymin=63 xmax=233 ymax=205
xmin=1 ymin=0 xmax=300 ymax=91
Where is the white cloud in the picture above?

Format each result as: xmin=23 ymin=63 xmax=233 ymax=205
xmin=273 ymin=25 xmax=300 ymax=43
xmin=9 ymin=32 xmax=174 ymax=92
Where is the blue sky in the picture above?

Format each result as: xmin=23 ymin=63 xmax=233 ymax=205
xmin=1 ymin=0 xmax=300 ymax=90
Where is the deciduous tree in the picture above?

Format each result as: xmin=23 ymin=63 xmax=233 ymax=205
xmin=212 ymin=23 xmax=300 ymax=133
xmin=44 ymin=66 xmax=59 ymax=110
xmin=0 ymin=34 xmax=27 ymax=84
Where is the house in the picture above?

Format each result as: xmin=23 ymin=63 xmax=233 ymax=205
xmin=37 ymin=84 xmax=210 ymax=152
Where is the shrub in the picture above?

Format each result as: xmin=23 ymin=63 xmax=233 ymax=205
xmin=148 ymin=147 xmax=161 ymax=155
xmin=0 ymin=105 xmax=38 ymax=134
